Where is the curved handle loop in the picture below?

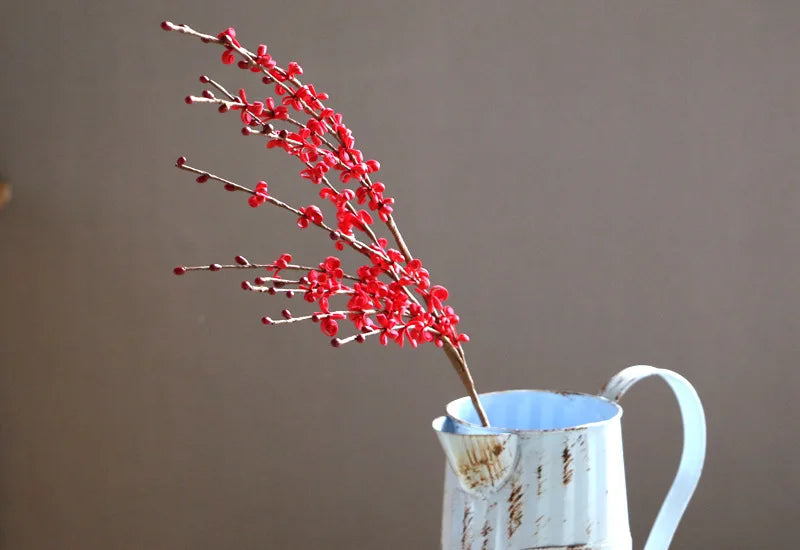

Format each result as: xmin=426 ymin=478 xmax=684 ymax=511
xmin=600 ymin=365 xmax=706 ymax=550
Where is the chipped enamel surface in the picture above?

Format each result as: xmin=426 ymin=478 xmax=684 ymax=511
xmin=434 ymin=422 xmax=518 ymax=497
xmin=434 ymin=366 xmax=706 ymax=550
xmin=437 ymin=419 xmax=629 ymax=550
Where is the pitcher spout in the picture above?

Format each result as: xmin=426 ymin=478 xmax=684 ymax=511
xmin=432 ymin=416 xmax=518 ymax=496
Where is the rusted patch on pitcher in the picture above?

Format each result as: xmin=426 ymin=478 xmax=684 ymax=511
xmin=454 ymin=435 xmax=515 ymax=491
xmin=562 ymin=445 xmax=574 ymax=485
xmin=577 ymin=433 xmax=591 ymax=472
xmin=507 ymin=475 xmax=524 ymax=539
xmin=536 ymin=464 xmax=544 ymax=496
xmin=480 ymin=502 xmax=496 ymax=550
xmin=461 ymin=503 xmax=473 ymax=550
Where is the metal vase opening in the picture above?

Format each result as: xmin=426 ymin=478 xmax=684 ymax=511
xmin=432 ymin=365 xmax=706 ymax=550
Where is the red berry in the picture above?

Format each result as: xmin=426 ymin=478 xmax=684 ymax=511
xmin=330 ymin=338 xmax=341 ymax=348
xmin=224 ymin=183 xmax=236 ymax=191
xmin=235 ymin=255 xmax=249 ymax=265
xmin=311 ymin=314 xmax=320 ymax=323
xmin=199 ymin=75 xmax=210 ymax=83
xmin=262 ymin=76 xmax=271 ymax=85
xmin=281 ymin=309 xmax=291 ymax=319
xmin=218 ymin=105 xmax=228 ymax=113
xmin=261 ymin=316 xmax=273 ymax=325
xmin=160 ymin=21 xmax=172 ymax=31
xmin=241 ymin=281 xmax=252 ymax=290
xmin=184 ymin=95 xmax=193 ymax=104
xmin=173 ymin=266 xmax=186 ymax=275
xmin=196 ymin=174 xmax=209 ymax=183
xmin=237 ymin=60 xmax=249 ymax=70
xmin=176 ymin=156 xmax=187 ymax=166
xmin=202 ymin=90 xmax=214 ymax=99
xmin=241 ymin=127 xmax=250 ymax=136
xmin=267 ymin=287 xmax=276 ymax=295
xmin=329 ymin=231 xmax=339 ymax=240
xmin=209 ymin=263 xmax=221 ymax=271
xmin=356 ymin=334 xmax=366 ymax=343
xmin=255 ymin=276 xmax=267 ymax=285
xmin=285 ymin=290 xmax=295 ymax=298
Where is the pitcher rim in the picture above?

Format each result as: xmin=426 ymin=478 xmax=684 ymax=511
xmin=445 ymin=388 xmax=623 ymax=433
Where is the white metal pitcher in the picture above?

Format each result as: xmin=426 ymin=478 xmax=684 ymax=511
xmin=432 ymin=365 xmax=706 ymax=550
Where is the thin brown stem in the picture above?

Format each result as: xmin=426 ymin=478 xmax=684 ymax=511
xmin=266 ymin=310 xmax=375 ymax=325
xmin=332 ymin=328 xmax=381 ymax=346
xmin=175 ymin=162 xmax=378 ymax=257
xmin=442 ymin=340 xmax=489 ymax=427
xmin=385 ymin=215 xmax=413 ymax=264
xmin=180 ymin=263 xmax=358 ymax=281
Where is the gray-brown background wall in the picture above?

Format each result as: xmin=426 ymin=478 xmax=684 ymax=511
xmin=1 ymin=1 xmax=797 ymax=548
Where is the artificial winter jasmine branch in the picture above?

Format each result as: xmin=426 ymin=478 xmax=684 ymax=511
xmin=162 ymin=20 xmax=489 ymax=426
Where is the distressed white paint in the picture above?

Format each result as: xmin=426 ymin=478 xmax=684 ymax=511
xmin=433 ymin=366 xmax=706 ymax=550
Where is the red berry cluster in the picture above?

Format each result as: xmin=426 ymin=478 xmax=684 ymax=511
xmin=165 ymin=23 xmax=469 ymax=350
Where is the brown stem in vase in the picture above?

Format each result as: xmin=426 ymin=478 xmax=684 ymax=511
xmin=443 ymin=339 xmax=489 ymax=427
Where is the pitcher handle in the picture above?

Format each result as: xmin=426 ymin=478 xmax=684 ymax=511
xmin=600 ymin=365 xmax=706 ymax=550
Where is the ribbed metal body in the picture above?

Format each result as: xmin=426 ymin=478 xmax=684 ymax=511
xmin=433 ymin=366 xmax=706 ymax=550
